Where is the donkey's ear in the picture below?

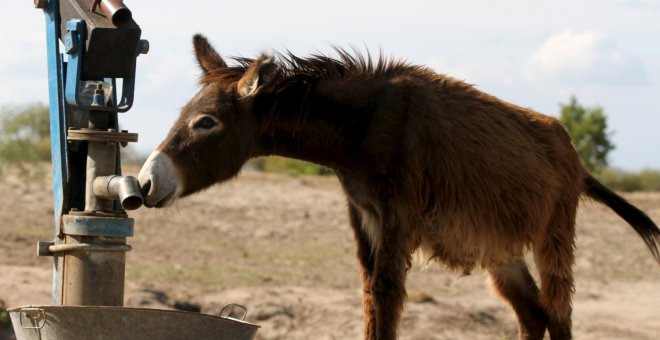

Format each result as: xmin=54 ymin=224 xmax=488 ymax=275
xmin=193 ymin=34 xmax=227 ymax=73
xmin=237 ymin=56 xmax=281 ymax=97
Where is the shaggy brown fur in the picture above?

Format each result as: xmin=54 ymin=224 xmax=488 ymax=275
xmin=147 ymin=35 xmax=660 ymax=340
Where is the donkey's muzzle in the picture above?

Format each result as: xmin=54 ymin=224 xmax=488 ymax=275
xmin=138 ymin=151 xmax=182 ymax=208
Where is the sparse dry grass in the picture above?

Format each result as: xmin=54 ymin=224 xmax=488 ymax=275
xmin=1 ymin=163 xmax=659 ymax=339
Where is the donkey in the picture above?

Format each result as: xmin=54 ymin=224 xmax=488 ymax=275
xmin=138 ymin=34 xmax=660 ymax=340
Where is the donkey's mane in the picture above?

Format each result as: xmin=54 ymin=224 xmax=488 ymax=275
xmin=200 ymin=49 xmax=435 ymax=127
xmin=201 ymin=48 xmax=428 ymax=87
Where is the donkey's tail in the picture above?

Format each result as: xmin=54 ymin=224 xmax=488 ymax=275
xmin=584 ymin=175 xmax=660 ymax=264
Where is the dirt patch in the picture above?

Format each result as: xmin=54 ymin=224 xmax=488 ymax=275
xmin=1 ymin=164 xmax=659 ymax=339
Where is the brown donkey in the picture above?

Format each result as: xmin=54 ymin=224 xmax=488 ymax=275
xmin=138 ymin=35 xmax=660 ymax=340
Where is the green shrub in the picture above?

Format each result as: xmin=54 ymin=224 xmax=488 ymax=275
xmin=249 ymin=156 xmax=334 ymax=176
xmin=0 ymin=299 xmax=9 ymax=326
xmin=636 ymin=169 xmax=660 ymax=191
xmin=0 ymin=103 xmax=51 ymax=162
xmin=598 ymin=168 xmax=660 ymax=192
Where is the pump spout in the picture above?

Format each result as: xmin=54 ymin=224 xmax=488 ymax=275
xmin=93 ymin=175 xmax=143 ymax=210
xmin=98 ymin=0 xmax=133 ymax=27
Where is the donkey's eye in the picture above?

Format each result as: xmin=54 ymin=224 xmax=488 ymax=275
xmin=191 ymin=115 xmax=220 ymax=130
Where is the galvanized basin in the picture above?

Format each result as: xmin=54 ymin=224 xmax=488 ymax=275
xmin=10 ymin=305 xmax=259 ymax=340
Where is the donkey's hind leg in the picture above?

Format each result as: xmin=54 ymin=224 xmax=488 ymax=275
xmin=533 ymin=200 xmax=578 ymax=340
xmin=370 ymin=229 xmax=410 ymax=340
xmin=489 ymin=259 xmax=547 ymax=340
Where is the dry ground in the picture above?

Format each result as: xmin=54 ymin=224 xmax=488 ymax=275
xmin=0 ymin=163 xmax=659 ymax=339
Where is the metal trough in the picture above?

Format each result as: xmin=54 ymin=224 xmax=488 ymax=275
xmin=10 ymin=305 xmax=259 ymax=340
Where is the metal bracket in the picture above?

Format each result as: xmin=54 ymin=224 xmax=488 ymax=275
xmin=220 ymin=304 xmax=249 ymax=321
xmin=63 ymin=18 xmax=137 ymax=112
xmin=49 ymin=243 xmax=132 ymax=253
xmin=19 ymin=308 xmax=46 ymax=330
xmin=38 ymin=240 xmax=55 ymax=256
xmin=37 ymin=241 xmax=132 ymax=256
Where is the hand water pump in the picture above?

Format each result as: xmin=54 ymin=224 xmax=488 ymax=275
xmin=9 ymin=2 xmax=259 ymax=338
xmin=33 ymin=0 xmax=147 ymax=307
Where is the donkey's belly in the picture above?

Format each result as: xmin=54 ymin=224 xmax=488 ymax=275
xmin=417 ymin=222 xmax=533 ymax=272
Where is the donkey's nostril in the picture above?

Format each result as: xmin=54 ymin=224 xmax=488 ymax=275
xmin=140 ymin=179 xmax=152 ymax=197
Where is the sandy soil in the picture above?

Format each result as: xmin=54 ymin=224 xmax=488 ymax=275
xmin=0 ymin=163 xmax=659 ymax=339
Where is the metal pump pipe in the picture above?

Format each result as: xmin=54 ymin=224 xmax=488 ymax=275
xmin=93 ymin=175 xmax=143 ymax=210
xmin=97 ymin=0 xmax=132 ymax=27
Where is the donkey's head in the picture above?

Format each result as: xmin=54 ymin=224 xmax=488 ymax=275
xmin=138 ymin=34 xmax=281 ymax=207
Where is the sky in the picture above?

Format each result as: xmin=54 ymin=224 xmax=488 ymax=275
xmin=1 ymin=0 xmax=659 ymax=170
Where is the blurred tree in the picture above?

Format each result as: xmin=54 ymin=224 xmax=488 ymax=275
xmin=0 ymin=103 xmax=51 ymax=162
xmin=559 ymin=96 xmax=614 ymax=173
xmin=0 ymin=103 xmax=147 ymax=165
xmin=0 ymin=299 xmax=9 ymax=325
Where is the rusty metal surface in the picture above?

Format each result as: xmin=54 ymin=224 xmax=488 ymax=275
xmin=68 ymin=209 xmax=127 ymax=217
xmin=62 ymin=214 xmax=134 ymax=237
xmin=34 ymin=0 xmax=48 ymax=9
xmin=85 ymin=129 xmax=117 ymax=213
xmin=61 ymin=235 xmax=127 ymax=306
xmin=67 ymin=128 xmax=139 ymax=144
xmin=10 ymin=306 xmax=259 ymax=340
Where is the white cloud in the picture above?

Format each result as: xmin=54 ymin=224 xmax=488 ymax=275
xmin=524 ymin=31 xmax=647 ymax=86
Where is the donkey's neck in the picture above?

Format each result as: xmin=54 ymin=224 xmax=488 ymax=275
xmin=255 ymin=79 xmax=388 ymax=171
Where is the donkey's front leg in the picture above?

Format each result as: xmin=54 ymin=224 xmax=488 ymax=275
xmin=370 ymin=225 xmax=410 ymax=340
xmin=348 ymin=204 xmax=378 ymax=338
